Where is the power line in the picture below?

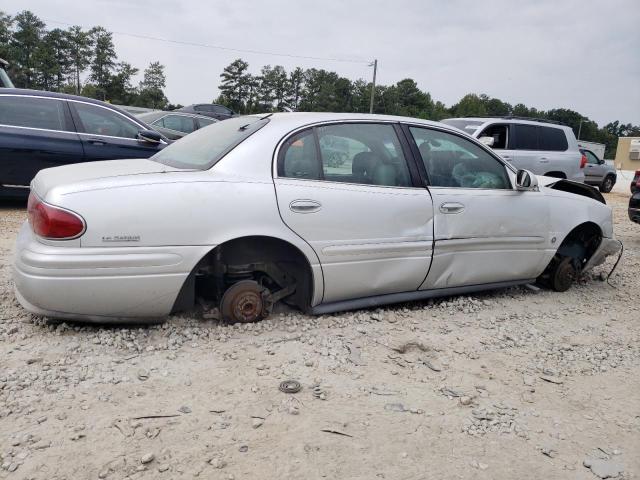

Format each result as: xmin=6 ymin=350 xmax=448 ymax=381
xmin=43 ymin=18 xmax=371 ymax=65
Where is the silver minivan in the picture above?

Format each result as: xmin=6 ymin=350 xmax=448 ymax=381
xmin=442 ymin=117 xmax=585 ymax=182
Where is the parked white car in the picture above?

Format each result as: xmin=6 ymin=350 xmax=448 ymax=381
xmin=13 ymin=113 xmax=620 ymax=323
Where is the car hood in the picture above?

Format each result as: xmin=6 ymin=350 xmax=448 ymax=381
xmin=31 ymin=159 xmax=186 ymax=198
xmin=537 ymin=175 xmax=606 ymax=204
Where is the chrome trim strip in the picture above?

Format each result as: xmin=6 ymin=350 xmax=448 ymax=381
xmin=1 ymin=184 xmax=30 ymax=189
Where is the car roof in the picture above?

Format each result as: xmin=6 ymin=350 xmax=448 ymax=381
xmin=0 ymin=88 xmax=150 ymax=125
xmin=446 ymin=116 xmax=568 ymax=129
xmin=253 ymin=112 xmax=456 ymax=132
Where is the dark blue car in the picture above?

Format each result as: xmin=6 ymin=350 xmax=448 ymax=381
xmin=0 ymin=89 xmax=168 ymax=198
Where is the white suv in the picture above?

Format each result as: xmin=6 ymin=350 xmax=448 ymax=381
xmin=442 ymin=117 xmax=585 ymax=182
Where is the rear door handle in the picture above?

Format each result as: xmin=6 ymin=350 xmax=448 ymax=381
xmin=290 ymin=199 xmax=321 ymax=213
xmin=539 ymin=157 xmax=549 ymax=163
xmin=439 ymin=202 xmax=465 ymax=214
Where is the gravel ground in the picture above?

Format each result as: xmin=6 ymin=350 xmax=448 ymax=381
xmin=1 ymin=193 xmax=639 ymax=480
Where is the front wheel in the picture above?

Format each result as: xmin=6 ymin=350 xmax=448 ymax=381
xmin=550 ymin=257 xmax=577 ymax=292
xmin=599 ymin=176 xmax=614 ymax=193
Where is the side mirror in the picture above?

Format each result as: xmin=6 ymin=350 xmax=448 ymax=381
xmin=515 ymin=169 xmax=539 ymax=191
xmin=479 ymin=136 xmax=495 ymax=147
xmin=137 ymin=129 xmax=162 ymax=144
xmin=598 ymin=158 xmax=605 ymax=165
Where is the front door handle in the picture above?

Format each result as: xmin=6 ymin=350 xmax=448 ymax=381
xmin=539 ymin=157 xmax=549 ymax=163
xmin=87 ymin=138 xmax=106 ymax=146
xmin=439 ymin=202 xmax=465 ymax=214
xmin=290 ymin=199 xmax=322 ymax=214
xmin=502 ymin=155 xmax=512 ymax=161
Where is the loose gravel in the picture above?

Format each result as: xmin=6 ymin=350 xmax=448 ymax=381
xmin=1 ymin=193 xmax=638 ymax=479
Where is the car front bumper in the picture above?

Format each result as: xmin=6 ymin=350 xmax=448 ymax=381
xmin=13 ymin=222 xmax=212 ymax=323
xmin=583 ymin=237 xmax=622 ymax=272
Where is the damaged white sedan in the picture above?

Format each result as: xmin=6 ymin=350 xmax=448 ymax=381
xmin=14 ymin=113 xmax=620 ymax=323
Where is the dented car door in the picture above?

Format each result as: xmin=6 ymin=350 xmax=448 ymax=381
xmin=406 ymin=125 xmax=551 ymax=289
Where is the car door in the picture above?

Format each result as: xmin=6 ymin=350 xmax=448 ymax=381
xmin=273 ymin=122 xmax=434 ymax=304
xmin=406 ymin=125 xmax=551 ymax=290
xmin=511 ymin=123 xmax=545 ymax=174
xmin=0 ymin=94 xmax=83 ymax=190
xmin=69 ymin=100 xmax=165 ymax=160
xmin=583 ymin=149 xmax=603 ymax=184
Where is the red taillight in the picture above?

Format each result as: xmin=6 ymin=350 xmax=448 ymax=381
xmin=580 ymin=154 xmax=587 ymax=168
xmin=27 ymin=192 xmax=85 ymax=239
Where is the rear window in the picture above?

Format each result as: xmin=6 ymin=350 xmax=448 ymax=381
xmin=440 ymin=119 xmax=484 ymax=135
xmin=539 ymin=126 xmax=568 ymax=151
xmin=0 ymin=95 xmax=70 ymax=131
xmin=151 ymin=116 xmax=269 ymax=170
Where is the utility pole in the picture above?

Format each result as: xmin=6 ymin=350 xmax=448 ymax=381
xmin=577 ymin=119 xmax=584 ymax=140
xmin=369 ymin=59 xmax=377 ymax=114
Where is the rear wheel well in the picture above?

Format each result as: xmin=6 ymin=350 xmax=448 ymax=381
xmin=173 ymin=236 xmax=314 ymax=315
xmin=544 ymin=171 xmax=567 ymax=179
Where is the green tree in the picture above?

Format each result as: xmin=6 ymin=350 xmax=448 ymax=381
xmin=451 ymin=94 xmax=487 ymax=117
xmin=106 ymin=62 xmax=139 ymax=105
xmin=219 ymin=59 xmax=250 ymax=112
xmin=89 ymin=26 xmax=117 ymax=100
xmin=10 ymin=10 xmax=45 ymax=88
xmin=136 ymin=61 xmax=167 ymax=108
xmin=35 ymin=28 xmax=72 ymax=90
xmin=0 ymin=11 xmax=13 ymax=60
xmin=66 ymin=25 xmax=93 ymax=94
xmin=288 ymin=67 xmax=304 ymax=110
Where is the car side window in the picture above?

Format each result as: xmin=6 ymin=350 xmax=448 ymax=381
xmin=410 ymin=127 xmax=511 ymax=189
xmin=316 ymin=123 xmax=412 ymax=187
xmin=0 ymin=96 xmax=71 ymax=132
xmin=584 ymin=150 xmax=599 ymax=165
xmin=539 ymin=126 xmax=568 ymax=151
xmin=478 ymin=124 xmax=509 ymax=149
xmin=212 ymin=105 xmax=230 ymax=114
xmin=163 ymin=115 xmax=195 ymax=133
xmin=513 ymin=124 xmax=539 ymax=150
xmin=279 ymin=124 xmax=412 ymax=187
xmin=197 ymin=117 xmax=216 ymax=127
xmin=73 ymin=102 xmax=140 ymax=139
xmin=279 ymin=129 xmax=321 ymax=180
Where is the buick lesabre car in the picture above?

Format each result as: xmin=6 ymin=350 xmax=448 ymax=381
xmin=14 ymin=113 xmax=620 ymax=324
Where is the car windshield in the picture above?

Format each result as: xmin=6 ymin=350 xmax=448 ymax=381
xmin=440 ymin=119 xmax=484 ymax=136
xmin=151 ymin=116 xmax=269 ymax=170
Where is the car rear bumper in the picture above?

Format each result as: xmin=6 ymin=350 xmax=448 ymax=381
xmin=583 ymin=237 xmax=621 ymax=272
xmin=13 ymin=221 xmax=212 ymax=322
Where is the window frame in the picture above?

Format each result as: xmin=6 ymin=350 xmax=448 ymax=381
xmin=275 ymin=120 xmax=423 ymax=189
xmin=400 ymin=122 xmax=515 ymax=190
xmin=0 ymin=94 xmax=76 ymax=133
xmin=583 ymin=149 xmax=600 ymax=165
xmin=68 ymin=100 xmax=151 ymax=141
xmin=477 ymin=123 xmax=510 ymax=150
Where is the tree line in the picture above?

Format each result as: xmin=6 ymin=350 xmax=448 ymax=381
xmin=0 ymin=10 xmax=173 ymax=109
xmin=215 ymin=59 xmax=639 ymax=158
xmin=2 ymin=10 xmax=638 ymax=157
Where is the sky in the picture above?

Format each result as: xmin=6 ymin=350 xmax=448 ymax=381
xmin=3 ymin=0 xmax=639 ymax=125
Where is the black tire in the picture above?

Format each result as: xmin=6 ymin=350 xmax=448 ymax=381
xmin=599 ymin=175 xmax=614 ymax=193
xmin=550 ymin=257 xmax=576 ymax=292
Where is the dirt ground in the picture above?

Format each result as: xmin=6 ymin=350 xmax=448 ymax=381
xmin=1 ymin=192 xmax=638 ymax=480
